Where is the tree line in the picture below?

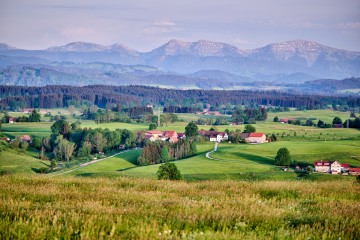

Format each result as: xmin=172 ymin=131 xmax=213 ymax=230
xmin=137 ymin=139 xmax=197 ymax=165
xmin=1 ymin=85 xmax=359 ymax=111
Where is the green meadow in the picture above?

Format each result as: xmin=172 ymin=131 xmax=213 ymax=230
xmin=1 ymin=108 xmax=360 ymax=239
xmin=0 ymin=175 xmax=359 ymax=239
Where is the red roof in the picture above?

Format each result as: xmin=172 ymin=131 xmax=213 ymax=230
xmin=198 ymin=130 xmax=206 ymax=135
xmin=147 ymin=130 xmax=162 ymax=135
xmin=248 ymin=133 xmax=264 ymax=138
xmin=314 ymin=160 xmax=331 ymax=166
xmin=349 ymin=168 xmax=360 ymax=173
xmin=163 ymin=131 xmax=177 ymax=138
xmin=210 ymin=133 xmax=217 ymax=138
xmin=341 ymin=163 xmax=350 ymax=168
xmin=21 ymin=135 xmax=31 ymax=141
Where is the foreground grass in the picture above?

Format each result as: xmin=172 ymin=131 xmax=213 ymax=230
xmin=0 ymin=175 xmax=359 ymax=239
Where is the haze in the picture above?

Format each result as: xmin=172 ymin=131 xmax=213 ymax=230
xmin=0 ymin=0 xmax=359 ymax=51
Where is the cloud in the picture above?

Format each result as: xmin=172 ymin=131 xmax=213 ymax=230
xmin=59 ymin=26 xmax=96 ymax=38
xmin=335 ymin=22 xmax=360 ymax=30
xmin=143 ymin=19 xmax=179 ymax=35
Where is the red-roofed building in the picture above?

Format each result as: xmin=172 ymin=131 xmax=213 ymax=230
xmin=177 ymin=133 xmax=186 ymax=139
xmin=314 ymin=160 xmax=331 ymax=173
xmin=21 ymin=135 xmax=31 ymax=142
xmin=144 ymin=130 xmax=163 ymax=141
xmin=163 ymin=131 xmax=178 ymax=143
xmin=245 ymin=132 xmax=266 ymax=143
xmin=8 ymin=117 xmax=16 ymax=123
xmin=349 ymin=168 xmax=360 ymax=175
xmin=314 ymin=160 xmax=351 ymax=174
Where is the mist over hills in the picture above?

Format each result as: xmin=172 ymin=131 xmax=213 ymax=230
xmin=0 ymin=39 xmax=359 ymax=93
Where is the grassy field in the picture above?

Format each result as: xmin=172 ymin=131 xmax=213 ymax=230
xmin=266 ymin=109 xmax=353 ymax=124
xmin=0 ymin=175 xmax=359 ymax=239
xmin=0 ymin=150 xmax=49 ymax=174
xmin=59 ymin=140 xmax=360 ymax=182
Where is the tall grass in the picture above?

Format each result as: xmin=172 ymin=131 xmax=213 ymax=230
xmin=0 ymin=175 xmax=359 ymax=239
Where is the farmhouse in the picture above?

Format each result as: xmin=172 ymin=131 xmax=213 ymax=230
xmin=198 ymin=130 xmax=228 ymax=142
xmin=349 ymin=168 xmax=360 ymax=175
xmin=144 ymin=130 xmax=163 ymax=141
xmin=162 ymin=130 xmax=178 ymax=143
xmin=245 ymin=133 xmax=266 ymax=143
xmin=20 ymin=135 xmax=32 ymax=142
xmin=314 ymin=160 xmax=350 ymax=174
xmin=141 ymin=130 xmax=183 ymax=143
xmin=8 ymin=117 xmax=16 ymax=123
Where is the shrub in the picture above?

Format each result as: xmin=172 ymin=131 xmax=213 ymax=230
xmin=274 ymin=147 xmax=291 ymax=166
xmin=157 ymin=162 xmax=182 ymax=180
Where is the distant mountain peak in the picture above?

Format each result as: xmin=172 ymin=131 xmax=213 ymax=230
xmin=46 ymin=42 xmax=106 ymax=52
xmin=256 ymin=40 xmax=334 ymax=66
xmin=46 ymin=42 xmax=138 ymax=54
xmin=152 ymin=39 xmax=243 ymax=57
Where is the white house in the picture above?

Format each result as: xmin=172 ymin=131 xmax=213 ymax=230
xmin=314 ymin=160 xmax=350 ymax=174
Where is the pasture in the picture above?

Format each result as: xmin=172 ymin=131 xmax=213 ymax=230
xmin=0 ymin=150 xmax=49 ymax=174
xmin=0 ymin=175 xmax=359 ymax=239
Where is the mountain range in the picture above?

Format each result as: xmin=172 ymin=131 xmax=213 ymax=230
xmin=0 ymin=40 xmax=359 ymax=92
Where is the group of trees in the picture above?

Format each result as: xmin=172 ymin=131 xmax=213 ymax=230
xmin=163 ymin=106 xmax=197 ymax=113
xmin=41 ymin=119 xmax=137 ymax=162
xmin=137 ymin=139 xmax=197 ymax=165
xmin=1 ymin=85 xmax=359 ymax=111
xmin=1 ymin=109 xmax=41 ymax=123
xmin=232 ymin=107 xmax=267 ymax=124
xmin=196 ymin=116 xmax=229 ymax=125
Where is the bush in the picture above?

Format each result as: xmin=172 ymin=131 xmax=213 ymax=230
xmin=274 ymin=147 xmax=291 ymax=166
xmin=157 ymin=162 xmax=182 ymax=180
xmin=244 ymin=124 xmax=256 ymax=133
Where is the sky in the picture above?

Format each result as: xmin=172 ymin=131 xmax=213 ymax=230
xmin=0 ymin=0 xmax=359 ymax=51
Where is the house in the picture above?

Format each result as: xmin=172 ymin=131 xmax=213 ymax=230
xmin=279 ymin=118 xmax=296 ymax=123
xmin=163 ymin=130 xmax=178 ymax=143
xmin=333 ymin=124 xmax=343 ymax=128
xmin=144 ymin=130 xmax=163 ymax=141
xmin=349 ymin=168 xmax=360 ymax=175
xmin=20 ymin=135 xmax=31 ymax=142
xmin=209 ymin=133 xmax=218 ymax=142
xmin=314 ymin=160 xmax=350 ymax=174
xmin=216 ymin=132 xmax=228 ymax=142
xmin=142 ymin=130 xmax=183 ymax=143
xmin=239 ymin=133 xmax=250 ymax=141
xmin=197 ymin=108 xmax=221 ymax=116
xmin=199 ymin=130 xmax=228 ymax=142
xmin=177 ymin=133 xmax=186 ymax=139
xmin=8 ymin=117 xmax=16 ymax=123
xmin=0 ymin=137 xmax=10 ymax=142
xmin=245 ymin=133 xmax=266 ymax=143
xmin=331 ymin=161 xmax=343 ymax=174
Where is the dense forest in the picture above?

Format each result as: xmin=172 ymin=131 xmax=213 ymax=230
xmin=0 ymin=85 xmax=359 ymax=110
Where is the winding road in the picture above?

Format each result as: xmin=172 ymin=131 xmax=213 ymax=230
xmin=49 ymin=150 xmax=130 ymax=177
xmin=205 ymin=142 xmax=218 ymax=160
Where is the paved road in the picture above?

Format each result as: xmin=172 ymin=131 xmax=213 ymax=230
xmin=205 ymin=142 xmax=218 ymax=160
xmin=49 ymin=150 xmax=130 ymax=177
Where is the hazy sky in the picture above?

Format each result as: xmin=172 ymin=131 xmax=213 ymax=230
xmin=0 ymin=0 xmax=359 ymax=51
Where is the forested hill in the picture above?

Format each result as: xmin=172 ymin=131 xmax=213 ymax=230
xmin=304 ymin=77 xmax=360 ymax=91
xmin=0 ymin=85 xmax=359 ymax=109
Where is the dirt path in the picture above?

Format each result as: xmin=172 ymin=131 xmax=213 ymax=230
xmin=49 ymin=150 xmax=129 ymax=177
xmin=205 ymin=142 xmax=218 ymax=160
